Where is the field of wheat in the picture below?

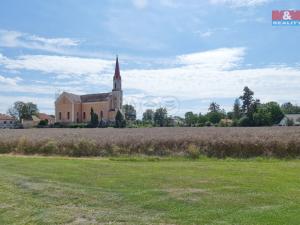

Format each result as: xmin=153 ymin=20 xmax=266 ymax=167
xmin=1 ymin=127 xmax=300 ymax=158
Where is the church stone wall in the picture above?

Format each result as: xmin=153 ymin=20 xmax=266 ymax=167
xmin=55 ymin=96 xmax=73 ymax=123
xmin=81 ymin=101 xmax=110 ymax=122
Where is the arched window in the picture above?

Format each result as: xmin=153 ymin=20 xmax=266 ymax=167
xmin=59 ymin=112 xmax=62 ymax=120
xmin=67 ymin=112 xmax=70 ymax=120
xmin=83 ymin=112 xmax=86 ymax=120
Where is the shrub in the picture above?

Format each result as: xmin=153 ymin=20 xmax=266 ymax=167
xmin=40 ymin=140 xmax=58 ymax=154
xmin=186 ymin=144 xmax=200 ymax=159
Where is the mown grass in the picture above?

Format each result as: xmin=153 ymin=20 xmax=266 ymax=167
xmin=0 ymin=155 xmax=299 ymax=224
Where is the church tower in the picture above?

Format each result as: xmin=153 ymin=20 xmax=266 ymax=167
xmin=112 ymin=56 xmax=123 ymax=111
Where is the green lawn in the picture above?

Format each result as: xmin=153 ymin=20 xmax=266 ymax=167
xmin=0 ymin=156 xmax=299 ymax=225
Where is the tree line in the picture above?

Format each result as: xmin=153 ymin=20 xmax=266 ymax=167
xmin=6 ymin=86 xmax=300 ymax=128
xmin=123 ymin=86 xmax=300 ymax=127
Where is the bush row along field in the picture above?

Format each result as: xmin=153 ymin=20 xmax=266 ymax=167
xmin=1 ymin=127 xmax=300 ymax=158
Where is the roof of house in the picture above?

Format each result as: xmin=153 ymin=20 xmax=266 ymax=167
xmin=0 ymin=113 xmax=14 ymax=120
xmin=80 ymin=93 xmax=111 ymax=103
xmin=38 ymin=113 xmax=55 ymax=121
xmin=284 ymin=114 xmax=300 ymax=120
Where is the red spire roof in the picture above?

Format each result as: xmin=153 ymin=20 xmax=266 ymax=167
xmin=114 ymin=56 xmax=121 ymax=80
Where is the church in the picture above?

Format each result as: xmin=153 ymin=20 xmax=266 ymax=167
xmin=55 ymin=57 xmax=123 ymax=123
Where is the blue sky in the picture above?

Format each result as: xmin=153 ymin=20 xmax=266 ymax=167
xmin=0 ymin=0 xmax=300 ymax=117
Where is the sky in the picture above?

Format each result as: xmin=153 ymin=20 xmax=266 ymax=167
xmin=0 ymin=0 xmax=300 ymax=117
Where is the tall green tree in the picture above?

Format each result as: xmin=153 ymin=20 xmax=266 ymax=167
xmin=89 ymin=107 xmax=99 ymax=128
xmin=239 ymin=86 xmax=254 ymax=116
xmin=142 ymin=109 xmax=154 ymax=124
xmin=208 ymin=102 xmax=221 ymax=113
xmin=115 ymin=110 xmax=126 ymax=128
xmin=7 ymin=101 xmax=38 ymax=121
xmin=122 ymin=104 xmax=136 ymax=121
xmin=154 ymin=108 xmax=168 ymax=127
xmin=184 ymin=112 xmax=198 ymax=127
xmin=233 ymin=98 xmax=241 ymax=120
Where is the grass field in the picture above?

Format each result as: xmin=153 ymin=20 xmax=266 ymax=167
xmin=0 ymin=156 xmax=300 ymax=224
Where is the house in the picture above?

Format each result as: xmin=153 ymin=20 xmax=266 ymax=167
xmin=0 ymin=114 xmax=16 ymax=128
xmin=38 ymin=113 xmax=55 ymax=125
xmin=22 ymin=115 xmax=41 ymax=128
xmin=21 ymin=113 xmax=55 ymax=128
xmin=279 ymin=114 xmax=300 ymax=126
xmin=55 ymin=56 xmax=123 ymax=123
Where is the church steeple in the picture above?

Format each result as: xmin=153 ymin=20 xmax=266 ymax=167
xmin=112 ymin=55 xmax=123 ymax=111
xmin=114 ymin=56 xmax=121 ymax=80
xmin=113 ymin=55 xmax=122 ymax=91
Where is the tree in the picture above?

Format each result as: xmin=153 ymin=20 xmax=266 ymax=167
xmin=207 ymin=112 xmax=223 ymax=124
xmin=89 ymin=107 xmax=99 ymax=128
xmin=281 ymin=102 xmax=300 ymax=114
xmin=233 ymin=98 xmax=241 ymax=120
xmin=7 ymin=101 xmax=38 ymax=121
xmin=208 ymin=102 xmax=220 ymax=113
xmin=239 ymin=86 xmax=254 ymax=116
xmin=154 ymin=108 xmax=168 ymax=127
xmin=263 ymin=102 xmax=284 ymax=124
xmin=184 ymin=112 xmax=198 ymax=127
xmin=122 ymin=104 xmax=136 ymax=121
xmin=142 ymin=109 xmax=154 ymax=124
xmin=198 ymin=113 xmax=208 ymax=125
xmin=115 ymin=110 xmax=126 ymax=128
xmin=253 ymin=107 xmax=272 ymax=126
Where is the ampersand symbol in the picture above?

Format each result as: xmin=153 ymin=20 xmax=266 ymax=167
xmin=283 ymin=11 xmax=292 ymax=20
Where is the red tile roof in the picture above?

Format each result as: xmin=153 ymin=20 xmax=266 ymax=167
xmin=38 ymin=113 xmax=54 ymax=121
xmin=0 ymin=114 xmax=14 ymax=120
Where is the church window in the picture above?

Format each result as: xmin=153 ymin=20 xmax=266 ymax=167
xmin=67 ymin=112 xmax=70 ymax=120
xmin=59 ymin=112 xmax=62 ymax=120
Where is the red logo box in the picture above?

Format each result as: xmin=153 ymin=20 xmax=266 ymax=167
xmin=272 ymin=10 xmax=300 ymax=20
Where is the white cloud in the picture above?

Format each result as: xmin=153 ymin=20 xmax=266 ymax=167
xmin=177 ymin=47 xmax=245 ymax=70
xmin=0 ymin=54 xmax=114 ymax=76
xmin=122 ymin=65 xmax=300 ymax=115
xmin=210 ymin=0 xmax=271 ymax=7
xmin=0 ymin=75 xmax=22 ymax=86
xmin=0 ymin=30 xmax=79 ymax=53
xmin=132 ymin=0 xmax=148 ymax=9
xmin=200 ymin=31 xmax=213 ymax=38
xmin=159 ymin=0 xmax=180 ymax=8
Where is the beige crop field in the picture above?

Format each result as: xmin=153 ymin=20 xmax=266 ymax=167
xmin=1 ymin=127 xmax=300 ymax=158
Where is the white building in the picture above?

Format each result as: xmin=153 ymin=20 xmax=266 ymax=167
xmin=279 ymin=114 xmax=300 ymax=126
xmin=0 ymin=114 xmax=16 ymax=128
